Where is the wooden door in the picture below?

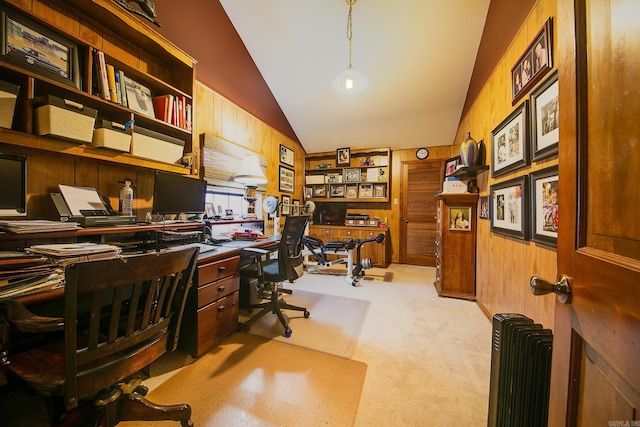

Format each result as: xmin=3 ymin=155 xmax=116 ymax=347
xmin=548 ymin=0 xmax=640 ymax=424
xmin=400 ymin=160 xmax=442 ymax=265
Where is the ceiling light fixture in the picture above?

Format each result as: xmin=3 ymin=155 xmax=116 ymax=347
xmin=332 ymin=0 xmax=368 ymax=95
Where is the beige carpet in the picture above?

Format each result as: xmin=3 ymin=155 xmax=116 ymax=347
xmin=121 ymin=333 xmax=367 ymax=427
xmin=239 ymin=289 xmax=370 ymax=358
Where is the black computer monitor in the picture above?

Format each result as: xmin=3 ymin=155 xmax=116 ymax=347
xmin=152 ymin=171 xmax=207 ymax=216
xmin=0 ymin=153 xmax=27 ymax=217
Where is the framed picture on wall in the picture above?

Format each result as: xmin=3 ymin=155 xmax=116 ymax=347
xmin=529 ymin=70 xmax=559 ymax=161
xmin=292 ymin=199 xmax=301 ymax=216
xmin=529 ymin=166 xmax=558 ymax=247
xmin=280 ymin=144 xmax=294 ymax=167
xmin=281 ymin=195 xmax=290 ymax=216
xmin=490 ymin=176 xmax=529 ymax=240
xmin=478 ymin=196 xmax=489 ymax=219
xmin=511 ymin=17 xmax=553 ymax=104
xmin=491 ymin=101 xmax=530 ymax=178
xmin=279 ymin=165 xmax=294 ymax=193
xmin=1 ymin=4 xmax=80 ymax=88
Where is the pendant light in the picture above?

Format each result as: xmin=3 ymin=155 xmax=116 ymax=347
xmin=332 ymin=0 xmax=368 ymax=94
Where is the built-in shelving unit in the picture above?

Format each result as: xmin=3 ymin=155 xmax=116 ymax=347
xmin=304 ymin=148 xmax=390 ymax=203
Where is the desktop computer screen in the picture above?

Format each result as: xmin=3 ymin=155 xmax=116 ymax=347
xmin=152 ymin=171 xmax=207 ymax=216
xmin=0 ymin=153 xmax=27 ymax=217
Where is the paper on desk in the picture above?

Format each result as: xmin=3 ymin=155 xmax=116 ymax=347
xmin=59 ymin=185 xmax=107 ymax=216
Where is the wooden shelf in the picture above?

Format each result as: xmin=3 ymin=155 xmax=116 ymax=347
xmin=451 ymin=165 xmax=489 ymax=182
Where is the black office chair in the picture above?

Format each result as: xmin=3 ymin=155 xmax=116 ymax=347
xmin=0 ymin=248 xmax=199 ymax=426
xmin=239 ymin=215 xmax=310 ymax=337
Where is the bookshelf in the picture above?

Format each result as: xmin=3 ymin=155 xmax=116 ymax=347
xmin=0 ymin=0 xmax=197 ymax=175
xmin=304 ymin=148 xmax=390 ymax=203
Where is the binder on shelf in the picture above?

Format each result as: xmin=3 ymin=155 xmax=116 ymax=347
xmin=106 ymin=64 xmax=119 ymax=103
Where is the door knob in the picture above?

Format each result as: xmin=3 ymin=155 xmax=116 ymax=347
xmin=530 ymin=274 xmax=572 ymax=304
xmin=404 ymin=218 xmax=408 ymax=223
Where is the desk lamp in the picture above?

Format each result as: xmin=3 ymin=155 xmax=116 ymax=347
xmin=234 ymin=155 xmax=267 ymax=219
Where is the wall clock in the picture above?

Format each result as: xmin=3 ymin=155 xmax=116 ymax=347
xmin=416 ymin=147 xmax=429 ymax=159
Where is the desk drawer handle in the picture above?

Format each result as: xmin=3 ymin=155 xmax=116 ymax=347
xmin=218 ymin=266 xmax=226 ymax=272
xmin=218 ymin=305 xmax=225 ymax=311
xmin=217 ymin=285 xmax=225 ymax=292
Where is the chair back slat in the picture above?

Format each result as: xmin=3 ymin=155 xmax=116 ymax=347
xmin=62 ymin=248 xmax=198 ymax=410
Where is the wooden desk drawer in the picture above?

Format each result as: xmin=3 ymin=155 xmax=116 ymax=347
xmin=197 ymin=256 xmax=239 ymax=286
xmin=197 ymin=275 xmax=239 ymax=308
xmin=196 ymin=292 xmax=239 ymax=355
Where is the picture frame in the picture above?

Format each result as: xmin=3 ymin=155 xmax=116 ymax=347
xmin=337 ymin=147 xmax=350 ymax=166
xmin=279 ymin=165 xmax=295 ymax=194
xmin=330 ymin=184 xmax=345 ymax=198
xmin=292 ymin=199 xmax=301 ymax=216
xmin=478 ymin=196 xmax=490 ymax=219
xmin=448 ymin=207 xmax=472 ymax=231
xmin=490 ymin=176 xmax=529 ymax=240
xmin=346 ymin=185 xmax=358 ymax=199
xmin=343 ymin=168 xmax=361 ymax=183
xmin=444 ymin=156 xmax=461 ymax=179
xmin=491 ymin=100 xmax=530 ymax=178
xmin=529 ymin=166 xmax=558 ymax=247
xmin=373 ymin=183 xmax=386 ymax=198
xmin=123 ymin=76 xmax=154 ymax=118
xmin=358 ymin=183 xmax=373 ymax=198
xmin=1 ymin=4 xmax=79 ymax=89
xmin=281 ymin=195 xmax=290 ymax=216
xmin=205 ymin=203 xmax=215 ymax=218
xmin=312 ymin=185 xmax=326 ymax=198
xmin=280 ymin=144 xmax=294 ymax=167
xmin=325 ymin=172 xmax=342 ymax=183
xmin=304 ymin=186 xmax=313 ymax=200
xmin=511 ymin=17 xmax=553 ymax=104
xmin=529 ymin=70 xmax=559 ymax=161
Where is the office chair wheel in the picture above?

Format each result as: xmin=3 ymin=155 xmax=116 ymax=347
xmin=284 ymin=328 xmax=292 ymax=338
xmin=304 ymin=310 xmax=310 ymax=318
xmin=239 ymin=323 xmax=251 ymax=332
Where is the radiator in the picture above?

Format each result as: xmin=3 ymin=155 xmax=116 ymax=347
xmin=487 ymin=313 xmax=553 ymax=427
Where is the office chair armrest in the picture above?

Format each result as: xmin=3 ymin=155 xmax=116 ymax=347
xmin=242 ymin=247 xmax=271 ymax=255
xmin=0 ymin=299 xmax=64 ymax=334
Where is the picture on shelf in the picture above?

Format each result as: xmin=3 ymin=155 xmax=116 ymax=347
xmin=444 ymin=156 xmax=461 ymax=179
xmin=358 ymin=183 xmax=373 ymax=198
xmin=330 ymin=185 xmax=345 ymax=198
xmin=124 ymin=76 xmax=154 ymax=117
xmin=1 ymin=5 xmax=79 ymax=88
xmin=344 ymin=168 xmax=361 ymax=183
xmin=292 ymin=199 xmax=301 ymax=216
xmin=337 ymin=147 xmax=350 ymax=166
xmin=373 ymin=184 xmax=386 ymax=198
xmin=304 ymin=186 xmax=313 ymax=200
xmin=325 ymin=172 xmax=342 ymax=183
xmin=346 ymin=185 xmax=358 ymax=199
xmin=313 ymin=185 xmax=326 ymax=198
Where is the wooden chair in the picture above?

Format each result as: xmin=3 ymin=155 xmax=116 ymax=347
xmin=0 ymin=248 xmax=199 ymax=426
xmin=239 ymin=215 xmax=310 ymax=337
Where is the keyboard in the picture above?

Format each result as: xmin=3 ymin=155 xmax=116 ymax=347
xmin=166 ymin=242 xmax=218 ymax=254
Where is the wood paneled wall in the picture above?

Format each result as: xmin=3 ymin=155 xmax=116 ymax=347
xmin=194 ymin=82 xmax=305 ymax=235
xmin=453 ymin=0 xmax=558 ymax=328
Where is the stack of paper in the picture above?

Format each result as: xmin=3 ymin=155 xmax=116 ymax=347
xmin=0 ymin=251 xmax=63 ymax=298
xmin=27 ymin=243 xmax=121 ymax=266
xmin=0 ymin=220 xmax=81 ymax=233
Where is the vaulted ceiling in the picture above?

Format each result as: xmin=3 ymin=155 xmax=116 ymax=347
xmin=153 ymin=0 xmax=535 ymax=154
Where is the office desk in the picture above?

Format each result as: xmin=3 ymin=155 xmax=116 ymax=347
xmin=3 ymin=227 xmax=278 ymax=359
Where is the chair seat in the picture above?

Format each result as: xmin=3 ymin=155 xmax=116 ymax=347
xmin=240 ymin=259 xmax=288 ymax=282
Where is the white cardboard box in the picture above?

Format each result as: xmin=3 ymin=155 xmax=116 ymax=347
xmin=442 ymin=181 xmax=468 ymax=193
xmin=132 ymin=126 xmax=185 ymax=164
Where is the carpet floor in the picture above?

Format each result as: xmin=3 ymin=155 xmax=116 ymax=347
xmin=239 ymin=289 xmax=370 ymax=358
xmin=121 ymin=333 xmax=367 ymax=427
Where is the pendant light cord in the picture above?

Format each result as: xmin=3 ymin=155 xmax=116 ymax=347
xmin=346 ymin=0 xmax=356 ymax=69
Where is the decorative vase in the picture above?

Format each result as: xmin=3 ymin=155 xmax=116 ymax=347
xmin=460 ymin=132 xmax=478 ymax=167
xmin=476 ymin=139 xmax=486 ymax=166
